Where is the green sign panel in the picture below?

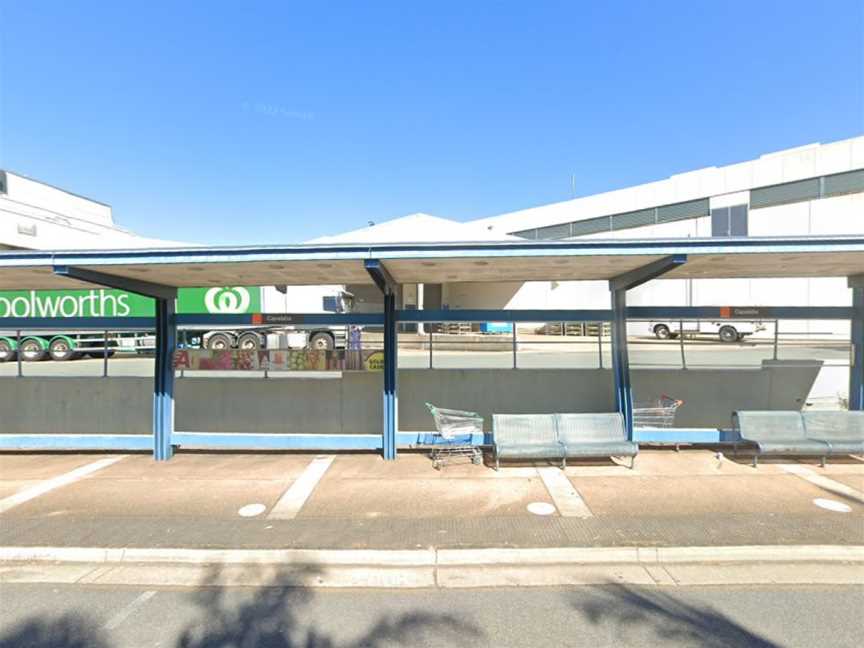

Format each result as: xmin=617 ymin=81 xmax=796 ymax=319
xmin=0 ymin=287 xmax=261 ymax=318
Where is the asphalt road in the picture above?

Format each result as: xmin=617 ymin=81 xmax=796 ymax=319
xmin=1 ymin=582 xmax=861 ymax=647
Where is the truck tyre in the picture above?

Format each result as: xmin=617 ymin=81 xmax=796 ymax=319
xmin=0 ymin=339 xmax=15 ymax=362
xmin=49 ymin=337 xmax=76 ymax=361
xmin=653 ymin=324 xmax=671 ymax=340
xmin=206 ymin=333 xmax=233 ymax=350
xmin=20 ymin=338 xmax=48 ymax=361
xmin=237 ymin=332 xmax=262 ymax=351
xmin=309 ymin=332 xmax=335 ymax=351
xmin=719 ymin=325 xmax=739 ymax=343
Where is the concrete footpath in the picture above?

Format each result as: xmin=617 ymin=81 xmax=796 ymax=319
xmin=1 ymin=450 xmax=862 ymax=588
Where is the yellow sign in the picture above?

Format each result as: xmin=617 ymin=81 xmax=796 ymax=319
xmin=363 ymin=351 xmax=385 ymax=371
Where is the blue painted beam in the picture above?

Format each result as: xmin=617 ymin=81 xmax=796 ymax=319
xmin=0 ymin=434 xmax=153 ymax=451
xmin=54 ymin=266 xmax=177 ymax=300
xmin=632 ymin=428 xmax=736 ymax=444
xmin=395 ymin=309 xmax=614 ymax=323
xmin=364 ymin=259 xmax=398 ymax=295
xmin=382 ymin=291 xmax=398 ymax=460
xmin=153 ymin=298 xmax=176 ymax=461
xmin=609 ymin=256 xmax=687 ymax=441
xmin=610 ymin=255 xmax=688 ymax=292
xmin=626 ymin=306 xmax=855 ymax=320
xmin=850 ymin=277 xmax=863 ymax=411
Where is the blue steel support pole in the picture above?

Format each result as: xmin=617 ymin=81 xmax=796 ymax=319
xmin=611 ymin=288 xmax=633 ymax=439
xmin=383 ymin=291 xmax=398 ymax=459
xmin=851 ymin=283 xmax=863 ymax=411
xmin=153 ymin=297 xmax=177 ymax=460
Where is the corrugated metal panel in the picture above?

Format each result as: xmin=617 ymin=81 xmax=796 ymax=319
xmin=823 ymin=169 xmax=864 ymax=197
xmin=534 ymin=222 xmax=572 ymax=240
xmin=512 ymin=228 xmax=538 ymax=240
xmin=656 ymin=198 xmax=709 ymax=223
xmin=751 ymin=178 xmax=819 ymax=209
xmin=611 ymin=208 xmax=656 ymax=231
xmin=569 ymin=216 xmax=611 ymax=237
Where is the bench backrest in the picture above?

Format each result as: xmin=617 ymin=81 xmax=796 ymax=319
xmin=492 ymin=414 xmax=557 ymax=446
xmin=733 ymin=411 xmax=807 ymax=440
xmin=556 ymin=413 xmax=626 ymax=443
xmin=802 ymin=411 xmax=864 ymax=440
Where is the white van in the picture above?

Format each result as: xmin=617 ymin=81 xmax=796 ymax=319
xmin=649 ymin=320 xmax=765 ymax=343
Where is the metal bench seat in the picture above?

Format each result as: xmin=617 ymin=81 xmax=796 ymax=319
xmin=557 ymin=413 xmax=638 ymax=468
xmin=492 ymin=412 xmax=637 ymax=469
xmin=803 ymin=411 xmax=864 ymax=455
xmin=733 ymin=410 xmax=862 ymax=466
xmin=492 ymin=414 xmax=564 ymax=469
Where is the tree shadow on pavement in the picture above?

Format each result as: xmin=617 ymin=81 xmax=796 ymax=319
xmin=0 ymin=612 xmax=111 ymax=648
xmin=571 ymin=584 xmax=779 ymax=648
xmin=177 ymin=564 xmax=481 ymax=648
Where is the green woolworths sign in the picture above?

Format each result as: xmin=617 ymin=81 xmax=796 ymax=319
xmin=0 ymin=287 xmax=261 ymax=318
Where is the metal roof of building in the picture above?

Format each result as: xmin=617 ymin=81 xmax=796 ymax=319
xmin=0 ymin=235 xmax=862 ymax=291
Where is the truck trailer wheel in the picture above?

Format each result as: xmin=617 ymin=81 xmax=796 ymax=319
xmin=653 ymin=324 xmax=672 ymax=340
xmin=719 ymin=325 xmax=740 ymax=343
xmin=237 ymin=332 xmax=263 ymax=351
xmin=309 ymin=332 xmax=335 ymax=351
xmin=0 ymin=339 xmax=15 ymax=362
xmin=49 ymin=337 xmax=76 ymax=361
xmin=206 ymin=333 xmax=233 ymax=350
xmin=20 ymin=338 xmax=48 ymax=361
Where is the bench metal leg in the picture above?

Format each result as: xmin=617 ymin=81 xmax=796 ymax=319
xmin=733 ymin=443 xmax=738 ymax=457
xmin=821 ymin=456 xmax=826 ymax=468
xmin=752 ymin=455 xmax=758 ymax=468
xmin=629 ymin=455 xmax=636 ymax=470
xmin=674 ymin=443 xmax=680 ymax=453
xmin=561 ymin=456 xmax=567 ymax=470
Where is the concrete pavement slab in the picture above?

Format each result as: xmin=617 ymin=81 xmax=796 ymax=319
xmin=571 ymin=474 xmax=864 ymax=515
xmin=0 ymin=481 xmax=41 ymax=500
xmin=0 ymin=453 xmax=113 ymax=479
xmin=300 ymin=477 xmax=551 ymax=518
xmin=3 ymin=477 xmax=294 ymax=518
xmin=89 ymin=452 xmax=313 ymax=481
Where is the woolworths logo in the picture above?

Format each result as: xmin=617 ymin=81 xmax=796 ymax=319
xmin=0 ymin=290 xmax=133 ymax=318
xmin=204 ymin=287 xmax=251 ymax=314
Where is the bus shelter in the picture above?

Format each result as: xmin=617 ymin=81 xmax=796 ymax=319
xmin=0 ymin=236 xmax=862 ymax=460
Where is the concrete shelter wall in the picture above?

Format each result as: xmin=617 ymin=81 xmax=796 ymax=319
xmin=0 ymin=360 xmax=821 ymax=436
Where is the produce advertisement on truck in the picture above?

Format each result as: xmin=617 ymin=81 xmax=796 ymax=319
xmin=0 ymin=286 xmax=352 ymax=361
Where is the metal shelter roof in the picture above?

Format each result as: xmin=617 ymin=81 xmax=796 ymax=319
xmin=0 ymin=235 xmax=863 ymax=291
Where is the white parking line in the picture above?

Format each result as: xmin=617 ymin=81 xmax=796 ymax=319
xmin=267 ymin=455 xmax=335 ymax=519
xmin=537 ymin=467 xmax=593 ymax=518
xmin=103 ymin=590 xmax=156 ymax=630
xmin=779 ymin=464 xmax=864 ymax=504
xmin=0 ymin=456 xmax=125 ymax=514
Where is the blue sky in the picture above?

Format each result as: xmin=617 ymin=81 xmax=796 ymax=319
xmin=0 ymin=1 xmax=861 ymax=245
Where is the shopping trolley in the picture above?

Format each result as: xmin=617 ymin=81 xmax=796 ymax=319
xmin=633 ymin=394 xmax=684 ymax=428
xmin=424 ymin=402 xmax=484 ymax=469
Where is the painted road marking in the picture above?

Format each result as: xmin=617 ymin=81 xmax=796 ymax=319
xmin=537 ymin=467 xmax=593 ymax=518
xmin=779 ymin=464 xmax=864 ymax=504
xmin=103 ymin=590 xmax=156 ymax=630
xmin=267 ymin=455 xmax=335 ymax=519
xmin=0 ymin=456 xmax=125 ymax=514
